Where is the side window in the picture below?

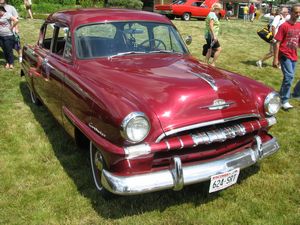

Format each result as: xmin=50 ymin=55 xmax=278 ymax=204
xmin=63 ymin=29 xmax=72 ymax=60
xmin=52 ymin=26 xmax=69 ymax=57
xmin=192 ymin=2 xmax=202 ymax=7
xmin=41 ymin=23 xmax=55 ymax=50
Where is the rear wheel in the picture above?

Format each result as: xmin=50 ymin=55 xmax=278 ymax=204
xmin=28 ymin=85 xmax=41 ymax=105
xmin=182 ymin=12 xmax=191 ymax=21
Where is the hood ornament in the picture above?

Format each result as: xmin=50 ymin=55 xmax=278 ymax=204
xmin=200 ymin=99 xmax=234 ymax=110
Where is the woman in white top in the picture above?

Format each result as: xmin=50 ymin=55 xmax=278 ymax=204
xmin=0 ymin=6 xmax=18 ymax=69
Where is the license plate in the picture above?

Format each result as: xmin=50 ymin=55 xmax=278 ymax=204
xmin=209 ymin=168 xmax=240 ymax=193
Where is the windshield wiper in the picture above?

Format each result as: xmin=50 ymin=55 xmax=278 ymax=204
xmin=109 ymin=51 xmax=145 ymax=58
xmin=148 ymin=50 xmax=176 ymax=54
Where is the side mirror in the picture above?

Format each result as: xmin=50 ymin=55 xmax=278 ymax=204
xmin=185 ymin=35 xmax=192 ymax=45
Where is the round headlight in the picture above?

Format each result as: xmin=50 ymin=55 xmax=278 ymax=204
xmin=121 ymin=112 xmax=150 ymax=143
xmin=264 ymin=92 xmax=281 ymax=116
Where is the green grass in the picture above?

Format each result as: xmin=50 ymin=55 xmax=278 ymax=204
xmin=0 ymin=18 xmax=299 ymax=225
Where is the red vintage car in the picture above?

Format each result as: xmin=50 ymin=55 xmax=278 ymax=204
xmin=21 ymin=8 xmax=280 ymax=197
xmin=155 ymin=0 xmax=226 ymax=20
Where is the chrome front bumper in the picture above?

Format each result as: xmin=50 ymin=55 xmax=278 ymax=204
xmin=101 ymin=137 xmax=279 ymax=195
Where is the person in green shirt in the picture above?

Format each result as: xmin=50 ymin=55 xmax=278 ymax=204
xmin=204 ymin=3 xmax=222 ymax=67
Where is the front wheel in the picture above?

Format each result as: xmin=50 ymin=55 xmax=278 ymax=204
xmin=90 ymin=142 xmax=114 ymax=199
xmin=182 ymin=12 xmax=191 ymax=21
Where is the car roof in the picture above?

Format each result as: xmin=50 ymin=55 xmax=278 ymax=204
xmin=47 ymin=8 xmax=172 ymax=28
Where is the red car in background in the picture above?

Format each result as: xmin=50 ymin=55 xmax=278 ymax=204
xmin=155 ymin=0 xmax=226 ymax=20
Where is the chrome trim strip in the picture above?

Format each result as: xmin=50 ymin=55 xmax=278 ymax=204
xmin=101 ymin=137 xmax=279 ymax=195
xmin=155 ymin=114 xmax=260 ymax=143
xmin=178 ymin=137 xmax=184 ymax=149
xmin=124 ymin=143 xmax=151 ymax=159
xmin=266 ymin=117 xmax=277 ymax=126
xmin=191 ymin=71 xmax=218 ymax=91
xmin=165 ymin=140 xmax=170 ymax=150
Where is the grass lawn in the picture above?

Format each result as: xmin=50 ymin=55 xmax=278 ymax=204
xmin=0 ymin=17 xmax=299 ymax=225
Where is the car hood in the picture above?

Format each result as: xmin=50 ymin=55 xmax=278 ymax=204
xmin=77 ymin=54 xmax=259 ymax=133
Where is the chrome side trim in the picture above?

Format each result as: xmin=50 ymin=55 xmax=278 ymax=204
xmin=101 ymin=137 xmax=279 ymax=195
xmin=156 ymin=114 xmax=260 ymax=143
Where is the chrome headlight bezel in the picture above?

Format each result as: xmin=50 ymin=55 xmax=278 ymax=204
xmin=121 ymin=112 xmax=150 ymax=143
xmin=264 ymin=92 xmax=281 ymax=116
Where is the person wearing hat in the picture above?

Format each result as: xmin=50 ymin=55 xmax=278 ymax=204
xmin=0 ymin=5 xmax=18 ymax=69
xmin=204 ymin=2 xmax=222 ymax=67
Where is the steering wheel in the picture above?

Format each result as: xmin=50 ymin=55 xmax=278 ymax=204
xmin=139 ymin=38 xmax=167 ymax=50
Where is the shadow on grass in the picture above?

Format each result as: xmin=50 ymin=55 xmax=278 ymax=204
xmin=19 ymin=81 xmax=260 ymax=219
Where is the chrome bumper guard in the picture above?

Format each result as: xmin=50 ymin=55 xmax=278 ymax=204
xmin=101 ymin=137 xmax=279 ymax=195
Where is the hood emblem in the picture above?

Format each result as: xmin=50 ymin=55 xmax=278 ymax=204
xmin=200 ymin=99 xmax=234 ymax=110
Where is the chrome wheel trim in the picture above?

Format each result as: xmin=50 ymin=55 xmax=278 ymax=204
xmin=90 ymin=142 xmax=104 ymax=191
xmin=29 ymin=88 xmax=37 ymax=104
xmin=183 ymin=13 xmax=190 ymax=21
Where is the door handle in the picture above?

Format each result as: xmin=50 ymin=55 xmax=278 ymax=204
xmin=42 ymin=59 xmax=53 ymax=81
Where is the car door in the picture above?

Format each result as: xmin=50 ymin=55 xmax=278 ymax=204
xmin=41 ymin=24 xmax=71 ymax=125
xmin=190 ymin=1 xmax=203 ymax=16
xmin=27 ymin=23 xmax=53 ymax=102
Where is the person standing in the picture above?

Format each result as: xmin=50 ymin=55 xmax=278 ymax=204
xmin=24 ymin=0 xmax=33 ymax=19
xmin=256 ymin=7 xmax=289 ymax=68
xmin=249 ymin=3 xmax=255 ymax=22
xmin=225 ymin=2 xmax=233 ymax=21
xmin=243 ymin=4 xmax=249 ymax=22
xmin=204 ymin=3 xmax=222 ymax=67
xmin=0 ymin=6 xmax=19 ymax=69
xmin=273 ymin=4 xmax=300 ymax=110
xmin=0 ymin=0 xmax=22 ymax=62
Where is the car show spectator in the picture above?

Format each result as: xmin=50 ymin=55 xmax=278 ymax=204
xmin=249 ymin=3 xmax=255 ymax=22
xmin=225 ymin=2 xmax=233 ymax=21
xmin=256 ymin=7 xmax=289 ymax=68
xmin=24 ymin=0 xmax=33 ymax=19
xmin=243 ymin=4 xmax=249 ymax=22
xmin=273 ymin=4 xmax=300 ymax=110
xmin=204 ymin=2 xmax=223 ymax=67
xmin=0 ymin=5 xmax=19 ymax=69
xmin=0 ymin=0 xmax=22 ymax=63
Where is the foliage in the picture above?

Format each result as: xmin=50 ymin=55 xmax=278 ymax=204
xmin=108 ymin=0 xmax=143 ymax=9
xmin=34 ymin=0 xmax=76 ymax=4
xmin=0 ymin=18 xmax=299 ymax=225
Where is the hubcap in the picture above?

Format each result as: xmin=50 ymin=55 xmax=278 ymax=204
xmin=94 ymin=151 xmax=103 ymax=172
xmin=30 ymin=90 xmax=36 ymax=103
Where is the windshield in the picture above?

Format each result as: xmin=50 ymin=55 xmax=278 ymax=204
xmin=75 ymin=21 xmax=188 ymax=59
